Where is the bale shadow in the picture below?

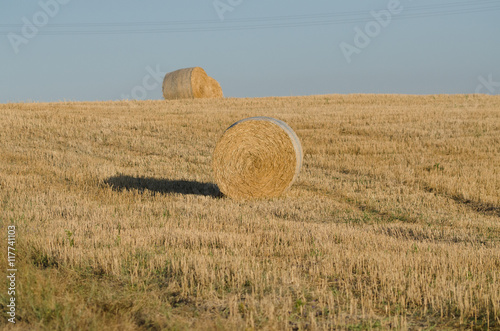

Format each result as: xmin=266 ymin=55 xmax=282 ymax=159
xmin=105 ymin=175 xmax=222 ymax=198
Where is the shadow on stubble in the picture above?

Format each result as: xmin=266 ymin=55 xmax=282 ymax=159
xmin=104 ymin=175 xmax=222 ymax=198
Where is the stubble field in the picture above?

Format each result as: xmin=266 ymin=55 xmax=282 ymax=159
xmin=0 ymin=94 xmax=499 ymax=330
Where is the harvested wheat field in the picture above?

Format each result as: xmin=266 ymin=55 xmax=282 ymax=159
xmin=0 ymin=94 xmax=499 ymax=330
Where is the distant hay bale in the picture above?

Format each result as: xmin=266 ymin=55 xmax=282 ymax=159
xmin=162 ymin=67 xmax=223 ymax=100
xmin=205 ymin=76 xmax=224 ymax=99
xmin=213 ymin=117 xmax=303 ymax=199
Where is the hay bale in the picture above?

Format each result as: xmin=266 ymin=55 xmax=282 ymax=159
xmin=162 ymin=67 xmax=223 ymax=100
xmin=213 ymin=117 xmax=303 ymax=199
xmin=205 ymin=76 xmax=224 ymax=99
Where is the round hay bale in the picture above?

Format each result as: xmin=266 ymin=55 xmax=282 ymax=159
xmin=213 ymin=117 xmax=303 ymax=199
xmin=162 ymin=67 xmax=223 ymax=100
xmin=205 ymin=76 xmax=224 ymax=99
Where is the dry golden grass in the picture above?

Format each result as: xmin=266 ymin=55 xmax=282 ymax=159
xmin=0 ymin=94 xmax=499 ymax=330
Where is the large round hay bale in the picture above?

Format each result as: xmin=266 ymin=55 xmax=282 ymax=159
xmin=162 ymin=67 xmax=223 ymax=100
xmin=213 ymin=117 xmax=303 ymax=199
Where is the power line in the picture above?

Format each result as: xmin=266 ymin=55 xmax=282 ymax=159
xmin=0 ymin=1 xmax=498 ymax=36
xmin=0 ymin=0 xmax=497 ymax=28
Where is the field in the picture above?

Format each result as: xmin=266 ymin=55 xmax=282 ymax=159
xmin=0 ymin=94 xmax=499 ymax=330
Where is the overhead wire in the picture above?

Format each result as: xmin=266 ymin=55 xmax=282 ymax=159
xmin=0 ymin=1 xmax=498 ymax=36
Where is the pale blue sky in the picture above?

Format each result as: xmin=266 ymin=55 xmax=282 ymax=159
xmin=1 ymin=0 xmax=499 ymax=102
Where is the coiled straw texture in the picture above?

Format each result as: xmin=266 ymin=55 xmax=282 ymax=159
xmin=213 ymin=117 xmax=303 ymax=199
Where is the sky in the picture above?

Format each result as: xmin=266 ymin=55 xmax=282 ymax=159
xmin=1 ymin=0 xmax=499 ymax=103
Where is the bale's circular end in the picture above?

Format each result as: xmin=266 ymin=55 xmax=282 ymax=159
xmin=213 ymin=117 xmax=303 ymax=199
